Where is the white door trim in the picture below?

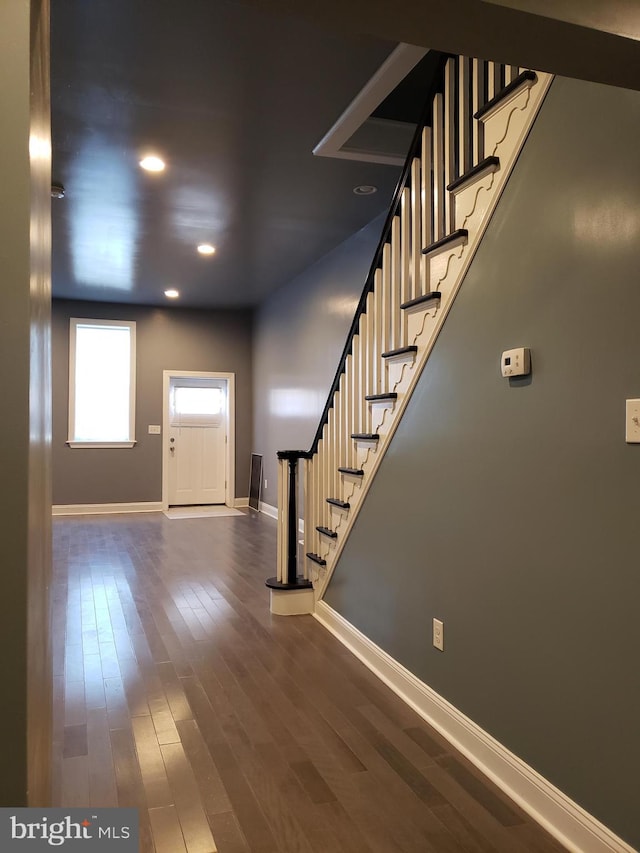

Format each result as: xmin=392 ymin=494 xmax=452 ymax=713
xmin=162 ymin=370 xmax=235 ymax=511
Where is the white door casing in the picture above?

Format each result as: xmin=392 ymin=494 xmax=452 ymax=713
xmin=162 ymin=371 xmax=235 ymax=510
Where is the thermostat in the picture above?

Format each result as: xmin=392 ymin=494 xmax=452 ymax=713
xmin=501 ymin=347 xmax=530 ymax=377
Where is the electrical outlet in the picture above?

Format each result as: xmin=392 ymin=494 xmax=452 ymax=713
xmin=433 ymin=618 xmax=444 ymax=651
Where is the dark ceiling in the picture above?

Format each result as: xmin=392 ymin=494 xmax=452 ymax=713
xmin=51 ymin=1 xmax=403 ymax=308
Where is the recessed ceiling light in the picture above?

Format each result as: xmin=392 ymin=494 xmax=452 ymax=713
xmin=140 ymin=155 xmax=166 ymax=172
xmin=164 ymin=289 xmax=179 ymax=299
xmin=197 ymin=243 xmax=216 ymax=255
xmin=353 ymin=185 xmax=377 ymax=195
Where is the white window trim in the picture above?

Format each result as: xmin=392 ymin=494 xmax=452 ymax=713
xmin=67 ymin=317 xmax=137 ymax=449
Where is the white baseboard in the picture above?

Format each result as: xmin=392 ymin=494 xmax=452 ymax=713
xmin=314 ymin=601 xmax=634 ymax=853
xmin=233 ymin=497 xmax=249 ymax=508
xmin=52 ymin=502 xmax=163 ymax=516
xmin=258 ymin=501 xmax=304 ymax=533
xmin=258 ymin=500 xmax=278 ymax=519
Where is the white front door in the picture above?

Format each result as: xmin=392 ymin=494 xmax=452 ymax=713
xmin=168 ymin=379 xmax=226 ymax=505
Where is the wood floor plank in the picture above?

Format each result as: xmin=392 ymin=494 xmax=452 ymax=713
xmin=404 ymin=724 xmax=451 ymax=759
xmin=511 ymin=822 xmax=569 ymax=853
xmin=149 ymin=804 xmax=188 ymax=853
xmin=63 ymin=723 xmax=88 ymax=758
xmin=162 ymin=741 xmax=218 ymax=852
xmin=437 ymin=754 xmax=525 ymax=826
xmin=157 ymin=661 xmax=193 ymax=722
xmin=176 ymin=719 xmax=233 ymax=818
xmin=63 ymin=679 xmax=87 ymax=727
xmin=83 ymin=652 xmax=106 ymax=710
xmin=131 ymin=715 xmax=174 ymax=808
xmin=104 ymin=675 xmax=130 ymax=730
xmin=357 ymin=702 xmax=438 ymax=771
xmin=110 ymin=720 xmax=147 ymax=808
xmin=87 ymin=707 xmax=118 ymax=806
xmin=208 ymin=812 xmax=250 ymax=853
xmin=61 ymin=755 xmax=89 ymax=806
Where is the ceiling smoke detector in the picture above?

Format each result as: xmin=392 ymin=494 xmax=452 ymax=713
xmin=353 ymin=185 xmax=377 ymax=196
xmin=51 ymin=183 xmax=65 ymax=199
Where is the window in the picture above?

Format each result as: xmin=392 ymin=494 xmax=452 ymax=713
xmin=169 ymin=382 xmax=224 ymax=427
xmin=68 ymin=318 xmax=136 ymax=448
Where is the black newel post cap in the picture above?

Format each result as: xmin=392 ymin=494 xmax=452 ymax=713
xmin=277 ymin=450 xmax=312 ymax=460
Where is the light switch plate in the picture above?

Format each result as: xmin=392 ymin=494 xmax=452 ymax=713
xmin=625 ymin=400 xmax=640 ymax=443
xmin=433 ymin=618 xmax=444 ymax=651
xmin=148 ymin=425 xmax=161 ymax=435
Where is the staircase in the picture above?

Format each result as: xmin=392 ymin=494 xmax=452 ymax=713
xmin=268 ymin=55 xmax=553 ymax=614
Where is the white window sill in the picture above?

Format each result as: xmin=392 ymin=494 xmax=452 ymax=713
xmin=66 ymin=441 xmax=137 ymax=449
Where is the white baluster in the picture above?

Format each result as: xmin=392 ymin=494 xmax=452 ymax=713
xmin=358 ymin=308 xmax=368 ymax=433
xmin=340 ymin=352 xmax=355 ymax=468
xmin=444 ymin=58 xmax=456 ymax=233
xmin=366 ymin=290 xmax=376 ymax=404
xmin=327 ymin=403 xmax=336 ymax=500
xmin=336 ymin=377 xmax=344 ymax=493
xmin=472 ymin=58 xmax=485 ymax=165
xmin=458 ymin=56 xmax=471 ymax=177
xmin=302 ymin=457 xmax=310 ymax=580
xmin=351 ymin=334 xmax=361 ymax=466
xmin=420 ymin=128 xmax=432 ymax=294
xmin=315 ymin=438 xmax=323 ymax=553
xmin=390 ymin=216 xmax=401 ymax=347
xmin=321 ymin=421 xmax=329 ymax=529
xmin=432 ymin=92 xmax=445 ymax=241
xmin=381 ymin=243 xmax=391 ymax=357
xmin=400 ymin=187 xmax=411 ymax=304
xmin=487 ymin=60 xmax=496 ymax=100
xmin=410 ymin=157 xmax=421 ymax=299
xmin=373 ymin=268 xmax=383 ymax=394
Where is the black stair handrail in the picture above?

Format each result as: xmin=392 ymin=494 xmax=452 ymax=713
xmin=308 ymin=52 xmax=450 ymax=456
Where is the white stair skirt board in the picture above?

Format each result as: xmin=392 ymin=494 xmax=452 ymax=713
xmin=163 ymin=505 xmax=243 ymax=519
xmin=52 ymin=502 xmax=163 ymax=516
xmin=314 ymin=601 xmax=634 ymax=853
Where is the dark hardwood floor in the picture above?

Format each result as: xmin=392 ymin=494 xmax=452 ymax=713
xmin=52 ymin=510 xmax=566 ymax=852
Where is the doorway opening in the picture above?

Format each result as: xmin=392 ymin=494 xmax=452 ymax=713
xmin=162 ymin=371 xmax=235 ymax=510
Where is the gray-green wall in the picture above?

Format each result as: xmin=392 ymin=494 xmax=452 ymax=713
xmin=0 ymin=0 xmax=52 ymax=806
xmin=325 ymin=76 xmax=640 ymax=848
xmin=253 ymin=212 xmax=386 ymax=508
xmin=52 ymin=300 xmax=253 ymax=504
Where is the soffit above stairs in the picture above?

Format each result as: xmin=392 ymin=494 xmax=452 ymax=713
xmin=246 ymin=0 xmax=640 ymax=93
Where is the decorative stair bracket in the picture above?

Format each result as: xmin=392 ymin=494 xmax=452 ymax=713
xmin=270 ymin=58 xmax=554 ymax=610
xmin=266 ymin=450 xmax=314 ymax=615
